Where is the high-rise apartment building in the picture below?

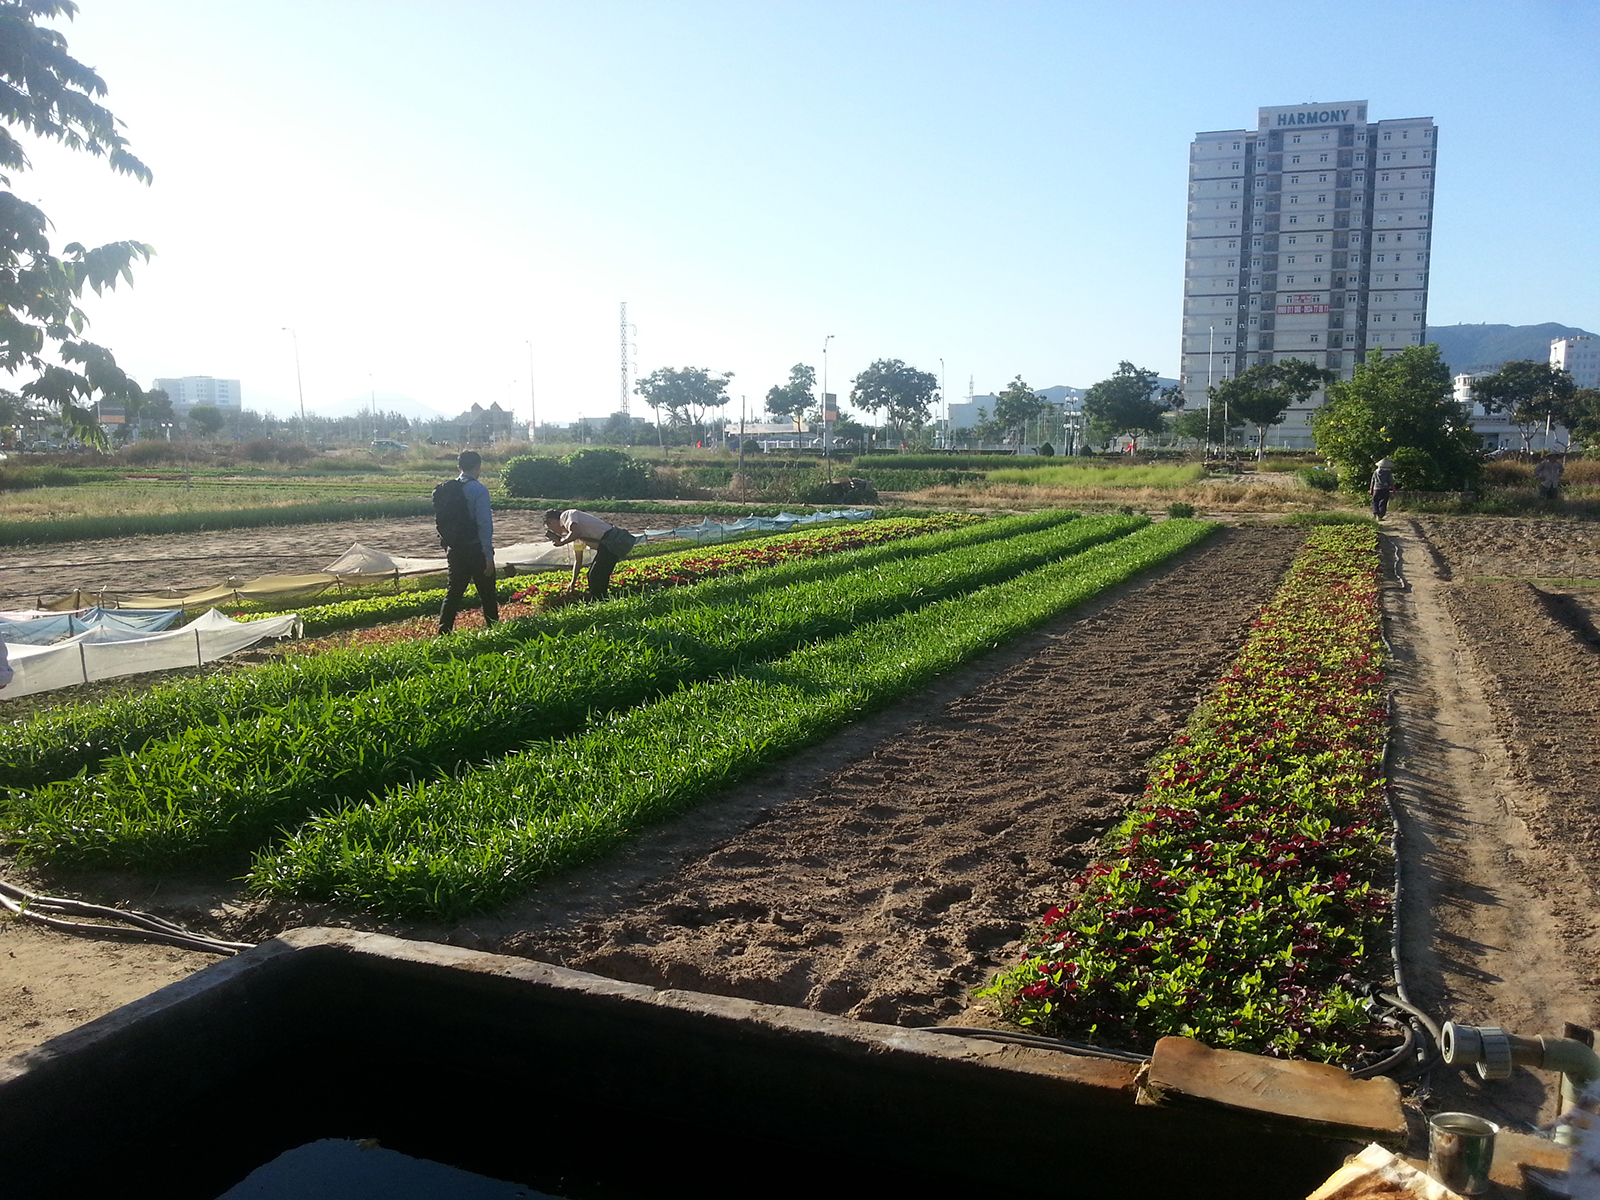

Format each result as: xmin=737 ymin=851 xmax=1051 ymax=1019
xmin=1181 ymin=101 xmax=1438 ymax=446
xmin=152 ymin=375 xmax=242 ymax=412
xmin=1551 ymin=335 xmax=1600 ymax=390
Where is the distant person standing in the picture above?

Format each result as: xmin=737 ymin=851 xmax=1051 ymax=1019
xmin=543 ymin=508 xmax=638 ymax=600
xmin=434 ymin=450 xmax=499 ymax=634
xmin=1369 ymin=456 xmax=1396 ymax=518
xmin=1534 ymin=453 xmax=1565 ymax=503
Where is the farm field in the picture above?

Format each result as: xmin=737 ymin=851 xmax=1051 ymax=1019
xmin=4 ymin=509 xmax=1596 ymax=1135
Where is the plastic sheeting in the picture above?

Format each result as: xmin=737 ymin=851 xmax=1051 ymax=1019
xmin=1 ymin=609 xmax=303 ymax=700
xmin=0 ymin=607 xmax=182 ymax=646
xmin=639 ymin=508 xmax=874 ymax=543
xmin=30 ymin=509 xmax=876 ymax=609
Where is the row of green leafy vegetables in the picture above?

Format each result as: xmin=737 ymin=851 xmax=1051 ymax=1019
xmin=4 ymin=513 xmax=1145 ymax=869
xmin=978 ymin=525 xmax=1389 ymax=1064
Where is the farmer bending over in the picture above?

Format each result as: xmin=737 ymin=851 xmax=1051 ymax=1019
xmin=543 ymin=508 xmax=638 ymax=600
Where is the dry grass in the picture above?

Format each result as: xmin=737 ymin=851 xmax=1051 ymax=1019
xmin=0 ymin=479 xmax=413 ymax=523
xmin=915 ymin=471 xmax=1348 ymax=513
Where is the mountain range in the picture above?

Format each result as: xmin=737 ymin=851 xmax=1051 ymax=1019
xmin=1427 ymin=323 xmax=1596 ymax=375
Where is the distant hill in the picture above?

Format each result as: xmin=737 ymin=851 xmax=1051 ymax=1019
xmin=1427 ymin=323 xmax=1596 ymax=375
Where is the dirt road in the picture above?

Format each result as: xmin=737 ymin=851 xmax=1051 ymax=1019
xmin=1384 ymin=519 xmax=1600 ymax=1126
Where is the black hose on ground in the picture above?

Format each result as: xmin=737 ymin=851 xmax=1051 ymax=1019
xmin=0 ymin=877 xmax=254 ymax=957
xmin=913 ymin=1026 xmax=1151 ymax=1063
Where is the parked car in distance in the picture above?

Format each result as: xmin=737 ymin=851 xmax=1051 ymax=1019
xmin=370 ymin=439 xmax=409 ymax=452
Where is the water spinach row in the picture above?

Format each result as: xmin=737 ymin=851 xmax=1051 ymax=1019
xmin=250 ymin=519 xmax=1220 ymax=919
xmin=0 ymin=512 xmax=1055 ymax=789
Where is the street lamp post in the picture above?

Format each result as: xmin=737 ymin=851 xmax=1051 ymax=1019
xmin=1206 ymin=325 xmax=1215 ymax=457
xmin=822 ymin=334 xmax=835 ymax=481
xmin=939 ymin=357 xmax=946 ymax=449
xmin=281 ymin=327 xmax=306 ymax=432
xmin=534 ymin=339 xmax=547 ymax=448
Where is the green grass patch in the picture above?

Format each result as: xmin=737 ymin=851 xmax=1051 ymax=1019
xmin=0 ymin=498 xmax=435 ymax=546
xmin=983 ymin=463 xmax=1205 ymax=489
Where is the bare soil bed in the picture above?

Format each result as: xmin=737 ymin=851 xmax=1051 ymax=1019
xmin=1412 ymin=514 xmax=1600 ymax=581
xmin=1386 ymin=518 xmax=1600 ymax=1124
xmin=497 ymin=527 xmax=1304 ymax=1025
xmin=0 ymin=510 xmax=707 ymax=604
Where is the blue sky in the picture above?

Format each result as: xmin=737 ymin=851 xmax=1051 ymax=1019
xmin=18 ymin=0 xmax=1599 ymax=423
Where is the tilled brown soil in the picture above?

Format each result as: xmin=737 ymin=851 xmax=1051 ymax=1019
xmin=503 ymin=527 xmax=1303 ymax=1025
xmin=1440 ymin=580 xmax=1600 ymax=896
xmin=1413 ymin=515 xmax=1600 ymax=581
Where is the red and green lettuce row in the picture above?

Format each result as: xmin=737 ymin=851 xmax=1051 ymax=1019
xmin=979 ymin=525 xmax=1389 ymax=1063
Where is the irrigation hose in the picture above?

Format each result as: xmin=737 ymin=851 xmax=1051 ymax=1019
xmin=913 ymin=1026 xmax=1151 ymax=1063
xmin=1350 ymin=1011 xmax=1419 ymax=1080
xmin=0 ymin=877 xmax=255 ymax=957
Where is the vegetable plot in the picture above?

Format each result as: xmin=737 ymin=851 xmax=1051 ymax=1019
xmin=251 ymin=520 xmax=1220 ymax=918
xmin=0 ymin=512 xmax=1061 ymax=790
xmin=978 ymin=525 xmax=1388 ymax=1063
xmin=6 ymin=515 xmax=1146 ymax=868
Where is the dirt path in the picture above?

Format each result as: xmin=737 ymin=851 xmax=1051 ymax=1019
xmin=496 ymin=527 xmax=1303 ymax=1025
xmin=0 ymin=511 xmax=704 ymax=602
xmin=1382 ymin=520 xmax=1599 ymax=1126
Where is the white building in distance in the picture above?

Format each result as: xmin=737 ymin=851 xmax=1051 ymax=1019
xmin=1551 ymin=335 xmax=1600 ymax=390
xmin=1182 ymin=101 xmax=1438 ymax=447
xmin=152 ymin=376 xmax=242 ymax=413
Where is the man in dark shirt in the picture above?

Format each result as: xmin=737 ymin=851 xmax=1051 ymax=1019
xmin=438 ymin=450 xmax=500 ymax=634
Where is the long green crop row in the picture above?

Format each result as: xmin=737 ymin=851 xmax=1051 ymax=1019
xmin=0 ymin=513 xmax=1064 ymax=789
xmin=2 ymin=516 xmax=1146 ymax=868
xmin=251 ymin=520 xmax=1220 ymax=918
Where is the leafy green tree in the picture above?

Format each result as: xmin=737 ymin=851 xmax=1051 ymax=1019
xmin=849 ymin=358 xmax=938 ymax=438
xmin=1210 ymin=359 xmax=1334 ymax=458
xmin=1171 ymin=404 xmax=1244 ymax=448
xmin=1567 ymin=388 xmax=1600 ymax=451
xmin=633 ymin=366 xmax=732 ymax=442
xmin=0 ymin=2 xmax=153 ymax=442
xmin=992 ymin=374 xmax=1046 ymax=444
xmin=1312 ymin=344 xmax=1480 ymax=493
xmin=188 ymin=404 xmax=223 ymax=437
xmin=1470 ymin=360 xmax=1579 ymax=454
xmin=1083 ymin=362 xmax=1168 ymax=450
xmin=764 ymin=363 xmax=815 ymax=428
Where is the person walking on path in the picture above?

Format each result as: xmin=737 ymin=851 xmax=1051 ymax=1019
xmin=435 ymin=450 xmax=500 ymax=634
xmin=1369 ymin=456 xmax=1396 ymax=518
xmin=543 ymin=508 xmax=639 ymax=601
xmin=1534 ymin=453 xmax=1565 ymax=504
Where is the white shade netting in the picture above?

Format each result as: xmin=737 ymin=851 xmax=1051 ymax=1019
xmin=2 ymin=609 xmax=303 ymax=700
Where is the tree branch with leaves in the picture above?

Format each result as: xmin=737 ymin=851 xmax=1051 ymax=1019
xmin=0 ymin=1 xmax=154 ymax=444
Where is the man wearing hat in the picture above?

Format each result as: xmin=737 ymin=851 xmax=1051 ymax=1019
xmin=1369 ymin=456 xmax=1396 ymax=518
